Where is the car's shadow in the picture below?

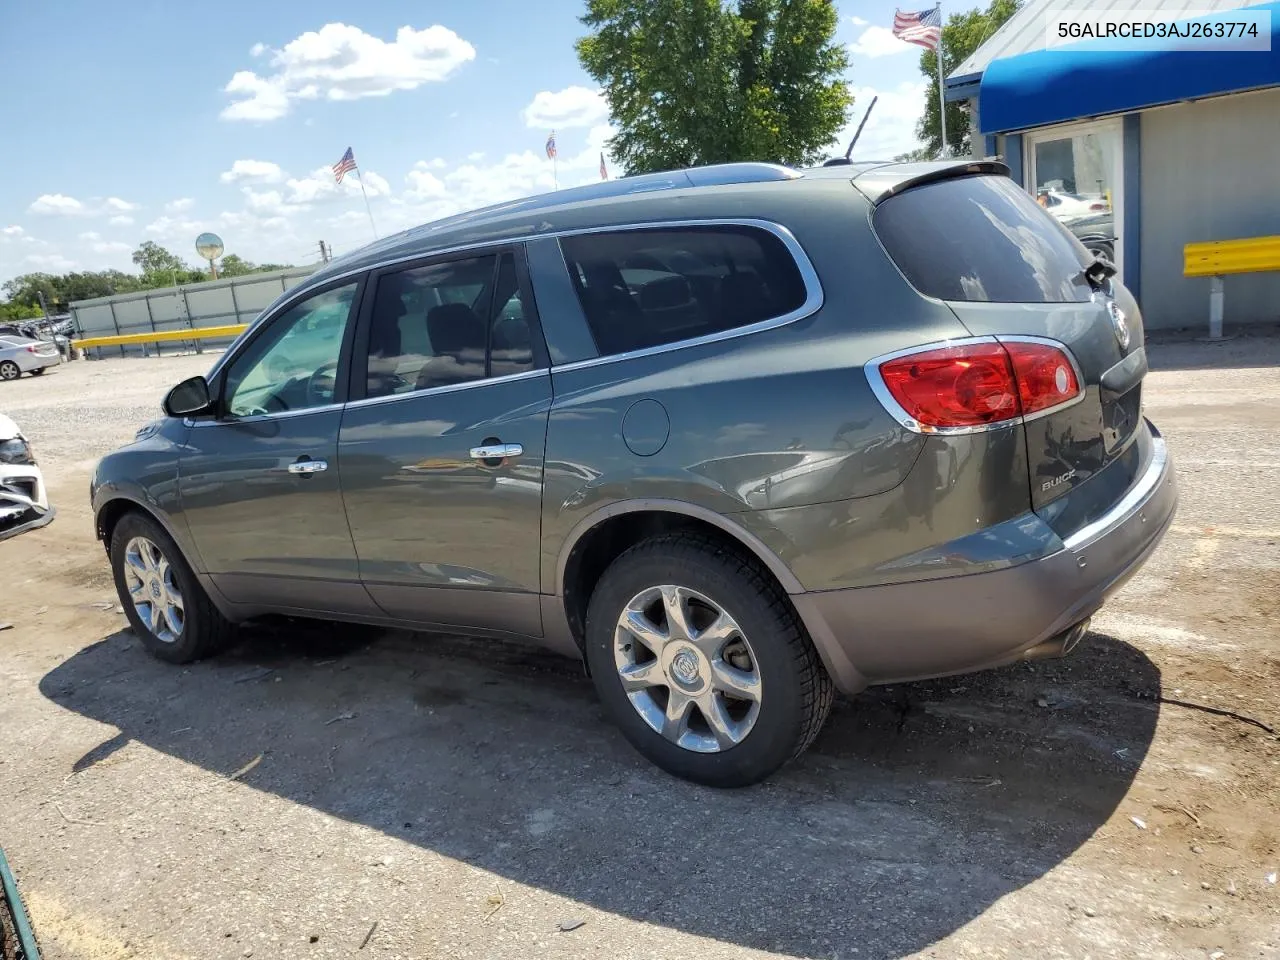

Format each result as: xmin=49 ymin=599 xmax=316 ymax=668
xmin=40 ymin=623 xmax=1160 ymax=959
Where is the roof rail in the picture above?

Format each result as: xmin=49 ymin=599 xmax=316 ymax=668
xmin=409 ymin=162 xmax=805 ymax=235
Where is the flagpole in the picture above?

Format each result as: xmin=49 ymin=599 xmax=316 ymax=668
xmin=935 ymin=2 xmax=948 ymax=158
xmin=354 ymin=166 xmax=378 ymax=239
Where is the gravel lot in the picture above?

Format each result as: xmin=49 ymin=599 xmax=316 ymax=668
xmin=0 ymin=340 xmax=1277 ymax=960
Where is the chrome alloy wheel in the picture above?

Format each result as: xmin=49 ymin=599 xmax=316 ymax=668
xmin=613 ymin=584 xmax=762 ymax=753
xmin=122 ymin=536 xmax=185 ymax=643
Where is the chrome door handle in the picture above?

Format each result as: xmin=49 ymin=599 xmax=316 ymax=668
xmin=287 ymin=458 xmax=328 ymax=475
xmin=469 ymin=443 xmax=523 ymax=461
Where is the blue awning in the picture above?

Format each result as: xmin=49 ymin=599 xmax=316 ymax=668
xmin=980 ymin=2 xmax=1280 ymax=133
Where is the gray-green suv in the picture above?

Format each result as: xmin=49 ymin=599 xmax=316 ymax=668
xmin=91 ymin=159 xmax=1177 ymax=787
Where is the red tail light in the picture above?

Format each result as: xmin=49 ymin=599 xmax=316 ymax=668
xmin=26 ymin=345 xmax=39 ymax=353
xmin=870 ymin=339 xmax=1081 ymax=432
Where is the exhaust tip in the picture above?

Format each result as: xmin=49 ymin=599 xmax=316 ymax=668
xmin=1022 ymin=619 xmax=1091 ymax=661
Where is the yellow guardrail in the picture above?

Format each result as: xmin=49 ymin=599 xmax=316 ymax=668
xmin=1183 ymin=235 xmax=1280 ymax=278
xmin=72 ymin=324 xmax=248 ymax=350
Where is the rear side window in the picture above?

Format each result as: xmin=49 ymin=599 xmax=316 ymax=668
xmin=559 ymin=225 xmax=808 ymax=357
xmin=873 ymin=175 xmax=1094 ymax=303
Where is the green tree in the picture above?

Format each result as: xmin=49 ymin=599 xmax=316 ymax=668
xmin=217 ymin=254 xmax=256 ymax=277
xmin=131 ymin=241 xmax=188 ymax=276
xmin=0 ymin=299 xmax=42 ymax=321
xmin=577 ymin=0 xmax=852 ymax=174
xmin=915 ymin=0 xmax=1020 ymax=158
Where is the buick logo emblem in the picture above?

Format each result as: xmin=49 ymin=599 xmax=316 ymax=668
xmin=1107 ymin=301 xmax=1130 ymax=350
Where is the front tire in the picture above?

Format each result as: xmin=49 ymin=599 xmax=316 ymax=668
xmin=584 ymin=533 xmax=833 ymax=788
xmin=30 ymin=367 xmax=47 ymax=376
xmin=110 ymin=511 xmax=237 ymax=664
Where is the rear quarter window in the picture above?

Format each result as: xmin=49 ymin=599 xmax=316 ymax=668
xmin=872 ymin=175 xmax=1094 ymax=303
xmin=559 ymin=225 xmax=809 ymax=357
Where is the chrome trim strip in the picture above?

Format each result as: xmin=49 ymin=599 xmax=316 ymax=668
xmin=345 ymin=368 xmax=549 ymax=411
xmin=204 ymin=218 xmax=824 ymax=384
xmin=1062 ymin=434 xmax=1168 ymax=550
xmin=187 ymin=402 xmax=344 ymax=429
xmin=863 ymin=334 xmax=1087 ymax=436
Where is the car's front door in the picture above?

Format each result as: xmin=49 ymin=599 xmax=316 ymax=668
xmin=338 ymin=248 xmax=552 ymax=638
xmin=179 ymin=277 xmax=380 ymax=617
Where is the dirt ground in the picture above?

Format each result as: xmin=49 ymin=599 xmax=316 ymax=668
xmin=0 ymin=337 xmax=1277 ymax=960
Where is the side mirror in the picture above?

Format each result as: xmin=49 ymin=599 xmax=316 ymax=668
xmin=163 ymin=376 xmax=213 ymax=418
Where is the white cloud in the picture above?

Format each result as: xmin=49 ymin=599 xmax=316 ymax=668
xmin=830 ymin=82 xmax=928 ymax=160
xmin=23 ymin=253 xmax=78 ymax=271
xmin=850 ymin=15 xmax=868 ymax=26
xmin=522 ymin=86 xmax=608 ymax=129
xmin=109 ymin=215 xmax=135 ymax=226
xmin=250 ymin=42 xmax=266 ymax=56
xmin=28 ymin=194 xmax=142 ymax=218
xmin=222 ymin=22 xmax=476 ymax=122
xmin=849 ymin=25 xmax=915 ymax=58
xmin=284 ymin=166 xmax=390 ymax=205
xmin=78 ymin=231 xmax=102 ymax=241
xmin=165 ymin=197 xmax=195 ymax=213
xmin=466 ymin=151 xmax=484 ymax=162
xmin=220 ymin=159 xmax=284 ymax=183
xmin=2 ymin=225 xmax=23 ymax=236
xmin=144 ymin=215 xmax=202 ymax=239
xmin=29 ymin=194 xmax=87 ymax=216
xmin=243 ymin=188 xmax=286 ymax=214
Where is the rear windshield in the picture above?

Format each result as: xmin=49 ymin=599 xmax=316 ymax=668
xmin=872 ymin=175 xmax=1094 ymax=303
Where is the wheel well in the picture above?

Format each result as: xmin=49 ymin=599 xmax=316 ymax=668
xmin=561 ymin=510 xmax=785 ymax=650
xmin=95 ymin=499 xmax=146 ymax=553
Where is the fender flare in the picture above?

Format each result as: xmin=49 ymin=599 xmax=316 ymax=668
xmin=93 ymin=486 xmax=204 ymax=573
xmin=553 ymin=498 xmax=805 ymax=597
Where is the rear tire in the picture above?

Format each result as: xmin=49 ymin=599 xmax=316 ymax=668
xmin=584 ymin=532 xmax=833 ymax=788
xmin=0 ymin=361 xmax=20 ymax=381
xmin=110 ymin=511 xmax=237 ymax=664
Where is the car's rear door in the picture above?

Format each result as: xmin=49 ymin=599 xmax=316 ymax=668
xmin=868 ymin=173 xmax=1149 ymax=533
xmin=337 ymin=246 xmax=552 ymax=639
xmin=178 ymin=277 xmax=379 ymax=617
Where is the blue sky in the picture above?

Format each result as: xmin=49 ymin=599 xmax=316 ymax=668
xmin=0 ymin=0 xmax=963 ymax=286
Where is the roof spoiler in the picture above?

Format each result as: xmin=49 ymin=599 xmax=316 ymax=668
xmin=852 ymin=159 xmax=1012 ymax=204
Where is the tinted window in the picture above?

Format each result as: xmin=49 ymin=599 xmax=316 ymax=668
xmin=559 ymin=226 xmax=808 ymax=357
xmin=873 ymin=175 xmax=1094 ymax=303
xmin=223 ymin=282 xmax=358 ymax=417
xmin=364 ymin=252 xmax=536 ymax=399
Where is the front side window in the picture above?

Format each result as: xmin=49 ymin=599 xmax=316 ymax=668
xmin=223 ymin=282 xmax=358 ymax=417
xmin=364 ymin=252 xmax=536 ymax=399
xmin=558 ymin=225 xmax=809 ymax=357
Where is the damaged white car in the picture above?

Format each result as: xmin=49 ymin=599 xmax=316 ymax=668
xmin=0 ymin=413 xmax=54 ymax=541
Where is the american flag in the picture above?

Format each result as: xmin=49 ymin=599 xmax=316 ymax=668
xmin=599 ymin=152 xmax=608 ymax=180
xmin=545 ymin=132 xmax=557 ymax=160
xmin=332 ymin=147 xmax=357 ymax=184
xmin=892 ymin=7 xmax=942 ymax=51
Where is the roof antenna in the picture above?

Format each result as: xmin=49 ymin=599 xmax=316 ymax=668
xmin=823 ymin=96 xmax=878 ymax=167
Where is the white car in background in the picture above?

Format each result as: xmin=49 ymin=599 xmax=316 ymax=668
xmin=1036 ymin=189 xmax=1110 ymax=223
xmin=0 ymin=334 xmax=62 ymax=381
xmin=0 ymin=413 xmax=54 ymax=541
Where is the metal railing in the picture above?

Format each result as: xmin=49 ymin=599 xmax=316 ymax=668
xmin=1183 ymin=235 xmax=1280 ymax=340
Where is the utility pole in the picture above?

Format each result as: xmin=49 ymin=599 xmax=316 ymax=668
xmin=318 ymin=240 xmax=331 ymax=264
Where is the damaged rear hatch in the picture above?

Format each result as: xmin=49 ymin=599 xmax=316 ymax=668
xmin=864 ymin=165 xmax=1152 ymax=542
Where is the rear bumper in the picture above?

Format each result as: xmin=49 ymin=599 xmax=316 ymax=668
xmin=794 ymin=422 xmax=1177 ymax=694
xmin=25 ymin=352 xmax=62 ymax=371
